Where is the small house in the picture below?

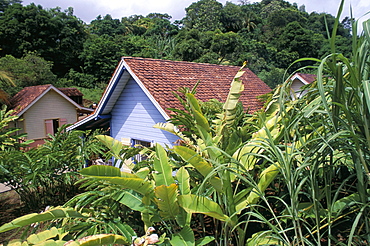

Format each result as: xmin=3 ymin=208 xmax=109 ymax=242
xmin=68 ymin=57 xmax=271 ymax=148
xmin=10 ymin=84 xmax=93 ymax=147
xmin=290 ymin=73 xmax=316 ymax=99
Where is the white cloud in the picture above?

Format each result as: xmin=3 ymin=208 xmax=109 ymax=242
xmin=22 ymin=0 xmax=239 ymax=22
xmin=20 ymin=0 xmax=370 ymax=25
xmin=98 ymin=0 xmax=188 ymax=19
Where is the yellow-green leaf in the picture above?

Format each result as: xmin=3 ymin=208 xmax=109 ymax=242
xmin=80 ymin=165 xmax=121 ymax=177
xmin=0 ymin=207 xmax=86 ymax=233
xmin=27 ymin=227 xmax=60 ymax=244
xmin=64 ymin=234 xmax=129 ymax=246
xmin=153 ymin=143 xmax=174 ymax=186
xmin=154 ymin=184 xmax=179 ymax=219
xmin=178 ymin=194 xmax=228 ymax=222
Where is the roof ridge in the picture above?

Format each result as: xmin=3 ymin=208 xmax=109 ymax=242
xmin=122 ymin=56 xmax=251 ymax=70
xmin=297 ymin=72 xmax=315 ymax=76
xmin=21 ymin=84 xmax=52 ymax=88
xmin=9 ymin=84 xmax=87 ymax=116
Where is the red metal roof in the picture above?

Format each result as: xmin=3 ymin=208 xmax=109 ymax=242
xmin=123 ymin=57 xmax=271 ymax=113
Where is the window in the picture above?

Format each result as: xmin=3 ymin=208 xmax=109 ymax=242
xmin=132 ymin=139 xmax=152 ymax=148
xmin=131 ymin=139 xmax=152 ymax=162
xmin=45 ymin=118 xmax=67 ymax=136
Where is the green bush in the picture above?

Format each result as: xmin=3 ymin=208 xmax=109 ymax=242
xmin=0 ymin=122 xmax=107 ymax=212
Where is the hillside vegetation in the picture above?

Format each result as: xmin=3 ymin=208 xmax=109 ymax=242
xmin=0 ymin=0 xmax=352 ymax=101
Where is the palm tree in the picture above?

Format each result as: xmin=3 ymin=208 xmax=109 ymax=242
xmin=241 ymin=13 xmax=257 ymax=32
xmin=0 ymin=71 xmax=15 ymax=105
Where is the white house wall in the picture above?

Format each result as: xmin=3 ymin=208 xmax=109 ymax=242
xmin=291 ymin=79 xmax=305 ymax=92
xmin=291 ymin=79 xmax=308 ymax=99
xmin=110 ymin=77 xmax=179 ymax=147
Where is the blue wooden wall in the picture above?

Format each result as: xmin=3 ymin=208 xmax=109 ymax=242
xmin=110 ymin=77 xmax=179 ymax=147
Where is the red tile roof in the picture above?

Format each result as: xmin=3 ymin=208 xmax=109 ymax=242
xmin=10 ymin=84 xmax=52 ymax=116
xmin=58 ymin=87 xmax=83 ymax=97
xmin=296 ymin=73 xmax=316 ymax=84
xmin=123 ymin=57 xmax=271 ymax=113
xmin=10 ymin=85 xmax=84 ymax=116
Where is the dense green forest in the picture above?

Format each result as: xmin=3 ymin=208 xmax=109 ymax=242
xmin=0 ymin=0 xmax=352 ymax=102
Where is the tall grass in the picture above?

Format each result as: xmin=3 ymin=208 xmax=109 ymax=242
xmin=237 ymin=2 xmax=370 ymax=244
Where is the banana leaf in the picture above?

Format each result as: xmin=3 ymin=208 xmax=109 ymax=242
xmin=247 ymin=231 xmax=284 ymax=246
xmin=195 ymin=236 xmax=215 ymax=246
xmin=111 ymin=190 xmax=146 ymax=212
xmin=80 ymin=165 xmax=121 ymax=177
xmin=64 ymin=234 xmax=129 ymax=246
xmin=95 ymin=135 xmax=125 ymax=157
xmin=0 ymin=207 xmax=87 ymax=233
xmin=176 ymin=166 xmax=191 ymax=195
xmin=223 ymin=66 xmax=245 ymax=126
xmin=27 ymin=227 xmax=66 ymax=245
xmin=178 ymin=194 xmax=229 ymax=222
xmin=170 ymin=225 xmax=195 ymax=246
xmin=7 ymin=239 xmax=66 ymax=246
xmin=175 ymin=167 xmax=192 ymax=226
xmin=154 ymin=184 xmax=180 ymax=219
xmin=153 ymin=143 xmax=174 ymax=186
xmin=80 ymin=165 xmax=153 ymax=196
xmin=174 ymin=146 xmax=222 ymax=192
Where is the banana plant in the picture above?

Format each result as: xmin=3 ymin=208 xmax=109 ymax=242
xmin=75 ymin=139 xmax=215 ymax=246
xmin=4 ymin=230 xmax=129 ymax=246
xmin=4 ymin=228 xmax=129 ymax=246
xmin=0 ymin=207 xmax=132 ymax=245
xmin=152 ymin=63 xmax=291 ymax=245
xmin=0 ymin=105 xmax=33 ymax=151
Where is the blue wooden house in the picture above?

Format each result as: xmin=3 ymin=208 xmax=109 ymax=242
xmin=67 ymin=57 xmax=271 ymax=148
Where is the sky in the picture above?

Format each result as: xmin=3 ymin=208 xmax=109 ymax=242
xmin=21 ymin=0 xmax=369 ymax=27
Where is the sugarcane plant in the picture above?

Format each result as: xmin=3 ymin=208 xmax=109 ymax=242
xmin=240 ymin=2 xmax=370 ymax=244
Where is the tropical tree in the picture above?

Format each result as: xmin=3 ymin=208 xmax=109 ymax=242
xmin=0 ymin=105 xmax=31 ymax=151
xmin=0 ymin=70 xmax=15 ymax=105
xmin=0 ymin=124 xmax=107 ymax=212
xmin=89 ymin=14 xmax=126 ymax=36
xmin=0 ymin=0 xmax=21 ymax=12
xmin=79 ymin=34 xmax=122 ymax=85
xmin=0 ymin=53 xmax=57 ymax=93
xmin=183 ymin=0 xmax=224 ymax=31
xmin=0 ymin=3 xmax=87 ymax=76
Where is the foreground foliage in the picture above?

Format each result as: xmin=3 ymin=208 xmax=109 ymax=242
xmin=0 ymin=112 xmax=107 ymax=211
xmin=1 ymin=1 xmax=369 ymax=245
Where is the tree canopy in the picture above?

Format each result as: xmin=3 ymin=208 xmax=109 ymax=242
xmin=0 ymin=0 xmax=353 ymax=97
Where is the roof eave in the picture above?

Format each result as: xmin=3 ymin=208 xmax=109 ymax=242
xmin=291 ymin=74 xmax=311 ymax=85
xmin=121 ymin=58 xmax=170 ymax=120
xmin=16 ymin=85 xmax=90 ymax=117
xmin=67 ymin=60 xmax=126 ymax=131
